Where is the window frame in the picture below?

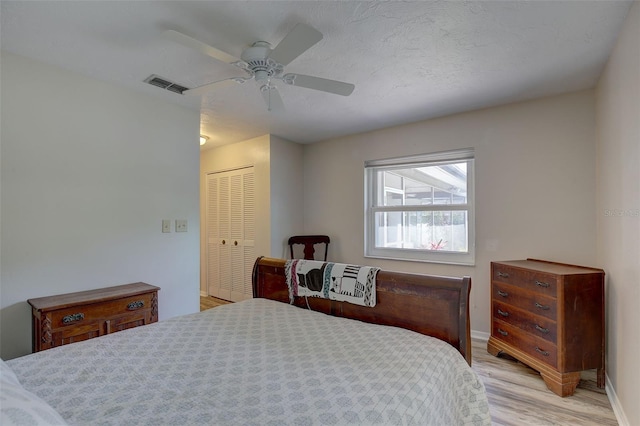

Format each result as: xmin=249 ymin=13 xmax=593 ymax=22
xmin=364 ymin=148 xmax=475 ymax=265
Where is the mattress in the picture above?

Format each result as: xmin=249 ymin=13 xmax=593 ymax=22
xmin=7 ymin=298 xmax=491 ymax=425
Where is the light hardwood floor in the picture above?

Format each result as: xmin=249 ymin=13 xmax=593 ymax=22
xmin=200 ymin=295 xmax=231 ymax=311
xmin=200 ymin=297 xmax=617 ymax=425
xmin=472 ymin=339 xmax=617 ymax=425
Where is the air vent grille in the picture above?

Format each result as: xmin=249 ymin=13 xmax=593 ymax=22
xmin=144 ymin=75 xmax=189 ymax=94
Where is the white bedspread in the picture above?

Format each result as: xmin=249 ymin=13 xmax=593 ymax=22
xmin=8 ymin=299 xmax=490 ymax=426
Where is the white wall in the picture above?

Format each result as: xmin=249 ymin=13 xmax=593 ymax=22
xmin=269 ymin=135 xmax=304 ymax=258
xmin=0 ymin=52 xmax=201 ymax=360
xmin=596 ymin=2 xmax=640 ymax=424
xmin=303 ymin=90 xmax=598 ymax=334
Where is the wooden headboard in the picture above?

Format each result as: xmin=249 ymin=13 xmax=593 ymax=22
xmin=252 ymin=257 xmax=473 ymax=365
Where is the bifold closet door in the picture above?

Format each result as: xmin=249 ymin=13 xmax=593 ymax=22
xmin=206 ymin=167 xmax=255 ymax=302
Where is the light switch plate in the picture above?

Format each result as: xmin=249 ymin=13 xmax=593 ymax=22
xmin=162 ymin=219 xmax=171 ymax=233
xmin=176 ymin=219 xmax=187 ymax=232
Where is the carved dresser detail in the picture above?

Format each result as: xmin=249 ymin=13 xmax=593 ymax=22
xmin=28 ymin=282 xmax=160 ymax=352
xmin=487 ymin=259 xmax=604 ymax=397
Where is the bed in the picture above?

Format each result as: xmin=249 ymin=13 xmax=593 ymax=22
xmin=2 ymin=257 xmax=491 ymax=426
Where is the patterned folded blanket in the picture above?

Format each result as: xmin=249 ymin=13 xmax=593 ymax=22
xmin=285 ymin=259 xmax=379 ymax=307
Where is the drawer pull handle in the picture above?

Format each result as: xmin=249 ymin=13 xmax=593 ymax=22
xmin=127 ymin=301 xmax=145 ymax=310
xmin=535 ymin=280 xmax=550 ymax=288
xmin=497 ymin=309 xmax=509 ymax=317
xmin=497 ymin=328 xmax=508 ymax=336
xmin=535 ymin=302 xmax=550 ymax=311
xmin=497 ymin=272 xmax=509 ymax=278
xmin=535 ymin=346 xmax=550 ymax=356
xmin=535 ymin=324 xmax=549 ymax=334
xmin=62 ymin=313 xmax=84 ymax=324
xmin=497 ymin=290 xmax=508 ymax=297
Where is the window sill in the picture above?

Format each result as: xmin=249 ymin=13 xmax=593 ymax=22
xmin=364 ymin=253 xmax=475 ymax=266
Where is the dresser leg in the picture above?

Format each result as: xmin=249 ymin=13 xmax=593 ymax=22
xmin=540 ymin=371 xmax=581 ymax=397
xmin=597 ymin=367 xmax=605 ymax=388
xmin=486 ymin=337 xmax=503 ymax=357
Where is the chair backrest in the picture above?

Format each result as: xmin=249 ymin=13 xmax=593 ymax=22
xmin=288 ymin=235 xmax=330 ymax=261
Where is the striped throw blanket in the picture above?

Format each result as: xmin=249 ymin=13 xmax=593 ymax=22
xmin=285 ymin=260 xmax=379 ymax=307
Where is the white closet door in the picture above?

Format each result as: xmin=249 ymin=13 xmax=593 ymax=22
xmin=218 ymin=175 xmax=232 ymax=301
xmin=206 ymin=174 xmax=220 ymax=298
xmin=206 ymin=167 xmax=255 ymax=302
xmin=242 ymin=172 xmax=256 ymax=297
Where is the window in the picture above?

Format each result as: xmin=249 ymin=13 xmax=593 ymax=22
xmin=365 ymin=148 xmax=475 ymax=265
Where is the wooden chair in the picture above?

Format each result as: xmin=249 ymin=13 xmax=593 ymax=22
xmin=288 ymin=235 xmax=330 ymax=261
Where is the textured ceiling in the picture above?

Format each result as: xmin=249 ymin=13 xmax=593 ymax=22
xmin=0 ymin=1 xmax=632 ymax=150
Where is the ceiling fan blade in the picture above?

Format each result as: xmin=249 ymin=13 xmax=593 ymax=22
xmin=183 ymin=78 xmax=242 ymax=96
xmin=260 ymin=85 xmax=285 ymax=111
xmin=269 ymin=23 xmax=323 ymax=66
xmin=163 ymin=30 xmax=240 ymax=64
xmin=283 ymin=74 xmax=355 ymax=96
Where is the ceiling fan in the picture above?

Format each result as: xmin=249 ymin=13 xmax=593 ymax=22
xmin=163 ymin=23 xmax=355 ymax=110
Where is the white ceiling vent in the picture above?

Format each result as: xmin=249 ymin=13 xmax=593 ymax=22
xmin=144 ymin=74 xmax=189 ymax=94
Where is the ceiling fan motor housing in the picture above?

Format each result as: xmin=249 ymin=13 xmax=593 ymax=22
xmin=240 ymin=41 xmax=283 ymax=81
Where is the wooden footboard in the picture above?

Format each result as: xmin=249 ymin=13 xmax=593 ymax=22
xmin=252 ymin=257 xmax=472 ymax=365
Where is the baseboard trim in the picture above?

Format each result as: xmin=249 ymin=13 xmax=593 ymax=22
xmin=471 ymin=329 xmax=490 ymax=342
xmin=200 ymin=291 xmax=207 ymax=297
xmin=471 ymin=329 xmax=629 ymax=425
xmin=606 ymin=374 xmax=629 ymax=426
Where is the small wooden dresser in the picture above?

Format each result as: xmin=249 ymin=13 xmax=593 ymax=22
xmin=28 ymin=282 xmax=159 ymax=352
xmin=487 ymin=259 xmax=604 ymax=397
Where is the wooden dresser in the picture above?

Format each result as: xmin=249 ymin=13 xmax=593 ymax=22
xmin=28 ymin=282 xmax=159 ymax=352
xmin=487 ymin=259 xmax=604 ymax=397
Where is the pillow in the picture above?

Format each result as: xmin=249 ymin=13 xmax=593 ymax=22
xmin=1 ymin=359 xmax=68 ymax=425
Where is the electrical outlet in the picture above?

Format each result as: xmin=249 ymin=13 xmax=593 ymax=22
xmin=176 ymin=219 xmax=187 ymax=232
xmin=162 ymin=219 xmax=171 ymax=233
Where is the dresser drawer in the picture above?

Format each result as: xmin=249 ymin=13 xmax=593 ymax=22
xmin=493 ymin=318 xmax=558 ymax=368
xmin=52 ymin=321 xmax=104 ymax=347
xmin=49 ymin=293 xmax=154 ymax=328
xmin=108 ymin=312 xmax=150 ymax=333
xmin=492 ymin=263 xmax=557 ymax=297
xmin=492 ymin=282 xmax=557 ymax=321
xmin=492 ymin=300 xmax=557 ymax=343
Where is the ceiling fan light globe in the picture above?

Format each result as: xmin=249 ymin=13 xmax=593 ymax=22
xmin=255 ymin=70 xmax=269 ymax=82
